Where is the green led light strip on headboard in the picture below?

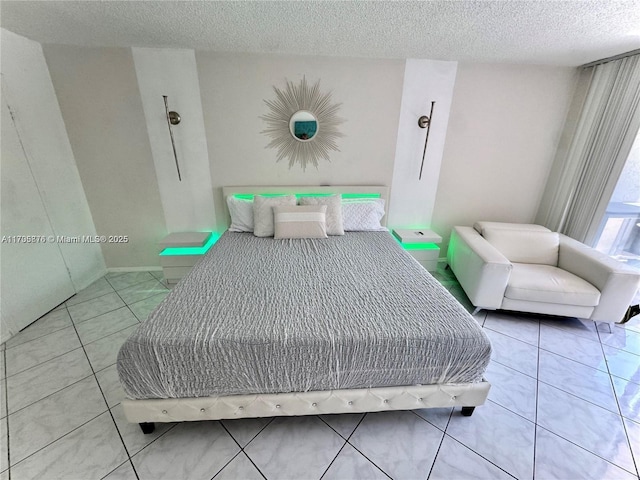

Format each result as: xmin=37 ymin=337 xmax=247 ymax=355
xmin=233 ymin=193 xmax=381 ymax=200
xmin=159 ymin=233 xmax=221 ymax=256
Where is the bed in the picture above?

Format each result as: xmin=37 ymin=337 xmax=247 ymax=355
xmin=118 ymin=186 xmax=491 ymax=433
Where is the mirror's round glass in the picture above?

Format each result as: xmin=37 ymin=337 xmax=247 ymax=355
xmin=289 ymin=110 xmax=318 ymax=141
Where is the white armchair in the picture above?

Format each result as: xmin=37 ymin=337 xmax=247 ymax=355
xmin=447 ymin=222 xmax=640 ymax=323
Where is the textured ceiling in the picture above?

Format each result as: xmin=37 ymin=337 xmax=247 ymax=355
xmin=1 ymin=1 xmax=639 ymax=66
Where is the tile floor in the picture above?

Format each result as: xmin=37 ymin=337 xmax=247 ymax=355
xmin=1 ymin=267 xmax=639 ymax=479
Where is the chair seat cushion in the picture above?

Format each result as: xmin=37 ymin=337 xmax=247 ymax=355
xmin=505 ymin=263 xmax=601 ymax=307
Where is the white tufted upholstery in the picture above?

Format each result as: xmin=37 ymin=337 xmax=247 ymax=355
xmin=448 ymin=223 xmax=640 ymax=323
xmin=122 ymin=381 xmax=490 ymax=424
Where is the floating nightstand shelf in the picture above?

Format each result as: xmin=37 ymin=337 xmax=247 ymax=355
xmin=158 ymin=232 xmax=219 ymax=285
xmin=392 ymin=229 xmax=442 ymax=272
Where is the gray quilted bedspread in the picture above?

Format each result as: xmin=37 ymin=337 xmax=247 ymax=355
xmin=117 ymin=232 xmax=491 ymax=399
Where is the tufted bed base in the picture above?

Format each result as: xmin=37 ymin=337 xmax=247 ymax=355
xmin=122 ymin=380 xmax=490 ymax=433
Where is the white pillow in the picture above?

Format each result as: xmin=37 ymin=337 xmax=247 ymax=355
xmin=226 ymin=196 xmax=254 ymax=232
xmin=273 ymin=205 xmax=328 ymax=239
xmin=298 ymin=194 xmax=344 ymax=236
xmin=342 ymin=199 xmax=387 ymax=231
xmin=253 ymin=195 xmax=297 ymax=237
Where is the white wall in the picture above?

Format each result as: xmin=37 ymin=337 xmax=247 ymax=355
xmin=1 ymin=29 xmax=106 ymax=289
xmin=432 ymin=63 xmax=578 ymax=253
xmin=195 ymin=52 xmax=405 ymax=231
xmin=44 ymin=44 xmax=167 ymax=268
xmin=40 ymin=43 xmax=579 ymax=267
xmin=132 ymin=47 xmax=216 ymax=233
xmin=389 ymin=59 xmax=457 ymax=229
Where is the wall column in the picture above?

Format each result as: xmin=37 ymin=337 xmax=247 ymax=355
xmin=389 ymin=59 xmax=457 ymax=229
xmin=132 ymin=47 xmax=216 ymax=233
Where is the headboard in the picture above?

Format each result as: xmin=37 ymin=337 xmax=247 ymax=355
xmin=221 ymin=185 xmax=391 ymax=227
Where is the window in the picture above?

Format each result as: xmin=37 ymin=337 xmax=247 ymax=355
xmin=593 ymin=129 xmax=640 ymax=269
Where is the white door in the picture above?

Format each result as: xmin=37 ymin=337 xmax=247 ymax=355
xmin=0 ymin=94 xmax=75 ymax=343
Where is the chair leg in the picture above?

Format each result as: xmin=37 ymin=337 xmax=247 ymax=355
xmin=620 ymin=304 xmax=640 ymax=324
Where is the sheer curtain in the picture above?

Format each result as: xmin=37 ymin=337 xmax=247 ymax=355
xmin=536 ymin=54 xmax=640 ymax=244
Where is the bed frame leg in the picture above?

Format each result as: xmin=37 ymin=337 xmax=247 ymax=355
xmin=139 ymin=422 xmax=156 ymax=434
xmin=461 ymin=406 xmax=475 ymax=416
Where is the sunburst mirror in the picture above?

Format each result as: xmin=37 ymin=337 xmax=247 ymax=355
xmin=260 ymin=76 xmax=344 ymax=170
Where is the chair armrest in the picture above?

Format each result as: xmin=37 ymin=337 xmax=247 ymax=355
xmin=558 ymin=234 xmax=640 ymax=322
xmin=447 ymin=226 xmax=512 ymax=309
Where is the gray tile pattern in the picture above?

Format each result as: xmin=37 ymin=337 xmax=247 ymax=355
xmin=220 ymin=417 xmax=273 ymax=448
xmin=603 ymin=345 xmax=640 ymax=383
xmin=0 ymin=383 xmax=6 ymax=421
xmin=245 ymin=416 xmax=344 ymax=479
xmin=483 ymin=328 xmax=539 ymax=378
xmin=84 ymin=325 xmax=138 ymax=372
xmin=5 ymin=308 xmax=73 ymax=349
xmin=539 ymin=322 xmax=608 ymax=371
xmin=429 ymin=435 xmax=514 ymax=480
xmin=413 ymin=407 xmax=453 ymax=431
xmin=1 ymin=417 xmax=7 ymax=474
xmin=320 ymin=413 xmax=365 ymax=439
xmin=103 ymin=461 xmax=138 ymax=480
xmin=601 ymin=325 xmax=640 ymax=356
xmin=612 ymin=376 xmax=640 ymax=420
xmin=6 ymin=347 xmax=92 ymax=414
xmin=10 ymin=412 xmax=127 ymax=480
xmin=116 ymin=279 xmax=168 ymax=305
xmin=349 ymin=410 xmax=443 ymax=479
xmin=65 ymin=277 xmax=115 ymax=307
xmin=484 ymin=310 xmax=540 ymax=346
xmin=110 ymin=404 xmax=176 ymax=457
xmin=214 ymin=452 xmax=263 ymax=480
xmin=538 ymin=349 xmax=619 ymax=413
xmin=323 ymin=443 xmax=388 ymax=480
xmin=484 ymin=360 xmax=537 ymax=421
xmin=535 ymin=426 xmax=638 ymax=480
xmin=537 ymin=382 xmax=636 ymax=474
xmin=4 ymin=326 xmax=81 ymax=376
xmin=67 ymin=292 xmax=126 ymax=324
xmin=446 ymin=399 xmax=536 ymax=479
xmin=128 ymin=292 xmax=169 ymax=322
xmin=624 ymin=417 xmax=640 ymax=473
xmin=132 ymin=421 xmax=239 ymax=480
xmin=75 ymin=307 xmax=138 ymax=345
xmin=96 ymin=364 xmax=127 ymax=408
xmin=8 ymin=376 xmax=107 ymax=465
xmin=0 ymin=269 xmax=639 ymax=479
xmin=105 ymin=272 xmax=156 ymax=291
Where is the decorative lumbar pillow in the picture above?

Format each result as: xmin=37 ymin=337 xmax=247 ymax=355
xmin=483 ymin=228 xmax=560 ymax=266
xmin=253 ymin=195 xmax=296 ymax=237
xmin=226 ymin=195 xmax=254 ymax=232
xmin=342 ymin=198 xmax=387 ymax=231
xmin=298 ymin=194 xmax=344 ymax=236
xmin=273 ymin=205 xmax=328 ymax=239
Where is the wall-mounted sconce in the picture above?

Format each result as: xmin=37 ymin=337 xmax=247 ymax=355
xmin=163 ymin=95 xmax=182 ymax=181
xmin=418 ymin=101 xmax=435 ymax=180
